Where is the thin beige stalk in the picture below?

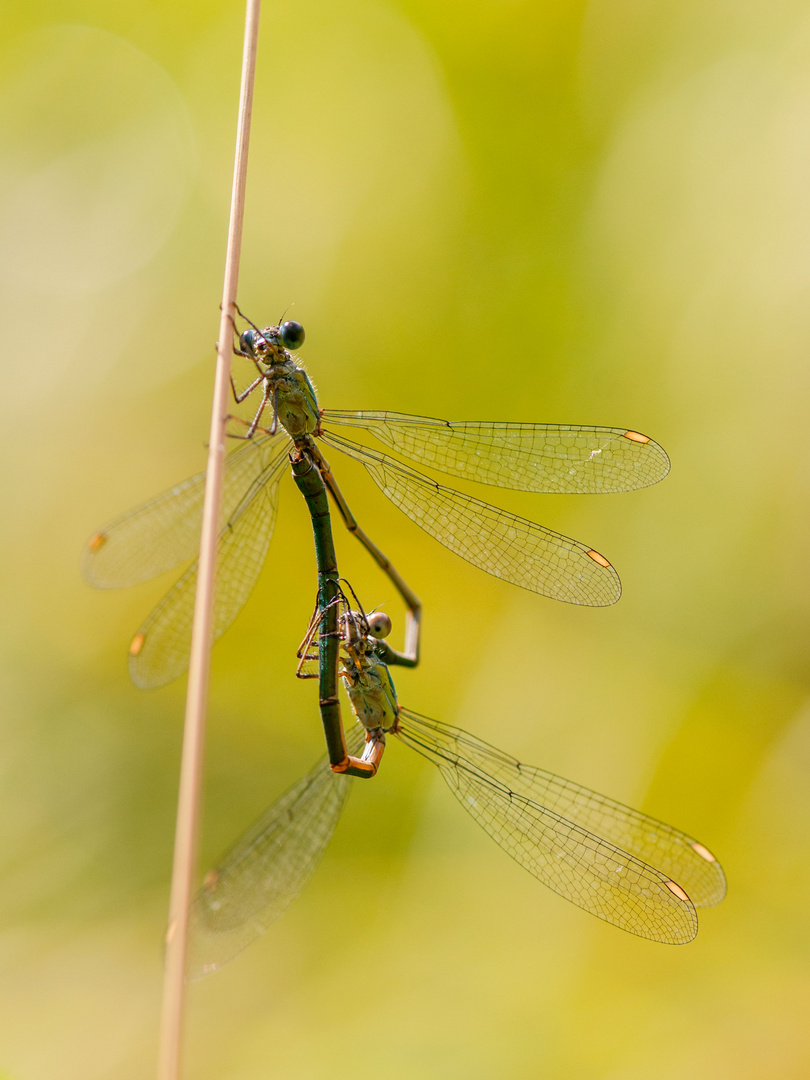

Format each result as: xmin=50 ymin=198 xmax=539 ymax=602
xmin=156 ymin=3 xmax=261 ymax=1077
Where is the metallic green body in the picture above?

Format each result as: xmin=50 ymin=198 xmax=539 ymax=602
xmin=289 ymin=450 xmax=344 ymax=767
xmin=275 ymin=362 xmax=319 ymax=438
xmin=341 ymin=644 xmax=398 ymax=732
xmin=240 ymin=325 xmax=320 ymax=437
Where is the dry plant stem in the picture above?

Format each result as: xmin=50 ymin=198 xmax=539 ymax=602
xmin=156 ymin=2 xmax=261 ymax=1077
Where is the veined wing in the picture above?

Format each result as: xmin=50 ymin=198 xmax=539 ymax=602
xmin=395 ymin=710 xmax=699 ymax=943
xmin=188 ymin=723 xmax=365 ymax=979
xmin=129 ymin=438 xmax=290 ymax=689
xmin=321 ymin=431 xmax=621 ymax=607
xmin=400 ymin=711 xmax=724 ymax=908
xmin=321 ymin=411 xmax=670 ymax=494
xmin=82 ymin=432 xmax=287 ymax=588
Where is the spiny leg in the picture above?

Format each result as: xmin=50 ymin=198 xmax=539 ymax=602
xmin=243 ymin=387 xmax=272 ymax=438
xmin=214 ymin=312 xmax=263 ymax=395
xmin=232 ymin=302 xmax=265 ymax=336
xmin=295 ymin=597 xmax=323 ymax=680
xmin=230 ymin=371 xmax=264 ymax=404
xmin=295 ymin=591 xmax=346 ymax=680
xmin=223 ymin=414 xmax=279 ymax=442
xmin=226 ymin=307 xmax=267 ymax=380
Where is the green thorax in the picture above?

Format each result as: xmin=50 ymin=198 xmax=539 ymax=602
xmin=273 ymin=359 xmax=319 ymax=438
xmin=341 ymin=642 xmax=399 ymax=732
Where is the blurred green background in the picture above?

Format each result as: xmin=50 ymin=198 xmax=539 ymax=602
xmin=2 ymin=1 xmax=809 ymax=1077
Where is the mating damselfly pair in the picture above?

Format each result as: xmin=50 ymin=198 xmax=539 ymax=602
xmin=84 ymin=311 xmax=724 ymax=969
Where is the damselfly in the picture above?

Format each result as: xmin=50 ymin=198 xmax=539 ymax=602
xmin=83 ymin=313 xmax=670 ymax=690
xmin=188 ymin=586 xmax=724 ymax=978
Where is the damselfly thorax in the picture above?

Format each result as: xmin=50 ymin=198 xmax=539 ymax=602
xmin=231 ymin=318 xmax=319 ymax=438
xmin=338 ymin=608 xmax=399 ymax=734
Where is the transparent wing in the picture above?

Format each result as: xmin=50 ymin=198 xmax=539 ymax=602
xmin=321 ymin=411 xmax=670 ymax=494
xmin=82 ymin=432 xmax=287 ymax=588
xmin=476 ymin=743 xmax=724 ymax=909
xmin=395 ymin=710 xmax=702 ymax=943
xmin=321 ymin=431 xmax=620 ymax=607
xmin=401 ymin=711 xmax=724 ymax=908
xmin=188 ymin=723 xmax=365 ymax=979
xmin=129 ymin=439 xmax=290 ymax=689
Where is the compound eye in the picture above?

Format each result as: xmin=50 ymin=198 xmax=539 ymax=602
xmin=239 ymin=329 xmax=257 ymax=355
xmin=367 ymin=612 xmax=392 ymax=639
xmin=280 ymin=320 xmax=305 ymax=350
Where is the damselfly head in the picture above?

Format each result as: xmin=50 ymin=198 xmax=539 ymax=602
xmin=239 ymin=321 xmax=304 ymax=362
xmin=367 ymin=612 xmax=392 ymax=639
xmin=239 ymin=327 xmax=275 ymax=359
xmin=340 ymin=609 xmax=368 ymax=647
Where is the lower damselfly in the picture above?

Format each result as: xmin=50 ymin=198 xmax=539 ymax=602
xmin=188 ymin=585 xmax=725 ymax=978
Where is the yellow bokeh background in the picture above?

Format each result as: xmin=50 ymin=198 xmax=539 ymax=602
xmin=2 ymin=1 xmax=810 ymax=1077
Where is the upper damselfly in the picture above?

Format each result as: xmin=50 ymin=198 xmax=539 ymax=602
xmin=83 ymin=313 xmax=670 ymax=689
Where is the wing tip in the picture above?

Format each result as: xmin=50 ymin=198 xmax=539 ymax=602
xmin=81 ymin=532 xmax=108 ymax=586
xmin=620 ymin=429 xmax=672 ymax=485
xmin=580 ymin=550 xmax=622 ymax=607
xmin=128 ymin=649 xmax=179 ymax=691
